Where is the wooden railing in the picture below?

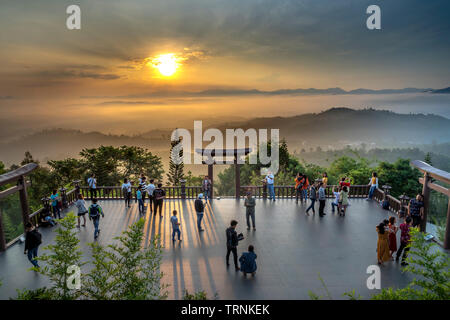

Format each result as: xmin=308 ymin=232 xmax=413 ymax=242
xmin=240 ymin=185 xmax=371 ymax=199
xmin=411 ymin=160 xmax=450 ymax=249
xmin=79 ymin=185 xmax=203 ymax=200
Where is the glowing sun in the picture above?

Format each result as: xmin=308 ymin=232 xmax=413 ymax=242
xmin=151 ymin=53 xmax=180 ymax=77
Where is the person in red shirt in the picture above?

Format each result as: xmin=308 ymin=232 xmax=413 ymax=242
xmin=339 ymin=177 xmax=351 ymax=188
xmin=396 ymin=216 xmax=412 ymax=266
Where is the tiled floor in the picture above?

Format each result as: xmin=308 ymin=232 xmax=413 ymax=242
xmin=0 ymin=198 xmax=414 ymax=299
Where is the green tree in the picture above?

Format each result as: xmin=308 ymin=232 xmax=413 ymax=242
xmin=167 ymin=134 xmax=184 ymax=185
xmin=376 ymin=159 xmax=422 ymax=198
xmin=84 ymin=219 xmax=167 ymax=300
xmin=17 ymin=212 xmax=84 ymax=300
xmin=372 ymin=228 xmax=450 ymax=300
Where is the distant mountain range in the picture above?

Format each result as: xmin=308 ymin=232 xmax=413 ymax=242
xmin=144 ymin=86 xmax=449 ymax=97
xmin=0 ymin=108 xmax=449 ymax=166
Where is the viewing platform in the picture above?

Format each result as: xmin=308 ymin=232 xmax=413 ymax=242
xmin=1 ymin=197 xmax=414 ymax=299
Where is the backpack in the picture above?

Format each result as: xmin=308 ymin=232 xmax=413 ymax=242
xmin=89 ymin=205 xmax=100 ymax=219
xmin=33 ymin=230 xmax=42 ymax=246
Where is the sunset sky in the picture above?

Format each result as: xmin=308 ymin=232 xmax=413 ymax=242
xmin=1 ymin=0 xmax=449 ymax=137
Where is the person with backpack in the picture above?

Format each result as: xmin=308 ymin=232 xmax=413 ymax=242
xmin=239 ymin=245 xmax=257 ymax=277
xmin=195 ymin=193 xmax=205 ymax=231
xmin=226 ymin=220 xmax=244 ymax=271
xmin=75 ymin=194 xmax=88 ymax=228
xmin=24 ymin=222 xmax=42 ymax=269
xmin=146 ymin=179 xmax=156 ymax=214
xmin=87 ymin=174 xmax=97 ymax=199
xmin=153 ymin=183 xmax=166 ymax=217
xmin=50 ymin=189 xmax=61 ymax=219
xmin=88 ymin=198 xmax=104 ymax=240
xmin=121 ymin=178 xmax=132 ymax=208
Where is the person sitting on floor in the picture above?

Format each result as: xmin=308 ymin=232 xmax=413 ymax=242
xmin=239 ymin=245 xmax=257 ymax=277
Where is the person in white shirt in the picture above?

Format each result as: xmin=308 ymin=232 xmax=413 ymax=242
xmin=146 ymin=179 xmax=156 ymax=214
xmin=264 ymin=172 xmax=275 ymax=201
xmin=87 ymin=174 xmax=97 ymax=199
xmin=121 ymin=178 xmax=132 ymax=207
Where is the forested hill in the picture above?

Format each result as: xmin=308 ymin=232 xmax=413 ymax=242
xmin=1 ymin=108 xmax=449 ymax=166
xmin=222 ymin=108 xmax=450 ymax=148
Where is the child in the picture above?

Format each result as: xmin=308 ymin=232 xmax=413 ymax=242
xmin=339 ymin=186 xmax=349 ymax=216
xmin=88 ymin=198 xmax=104 ymax=240
xmin=137 ymin=188 xmax=144 ymax=214
xmin=171 ymin=210 xmax=182 ymax=242
xmin=75 ymin=194 xmax=88 ymax=228
xmin=331 ymin=186 xmax=340 ymax=213
xmin=396 ymin=216 xmax=412 ymax=266
xmin=239 ymin=245 xmax=257 ymax=277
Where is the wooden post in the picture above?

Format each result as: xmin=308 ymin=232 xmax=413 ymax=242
xmin=17 ymin=176 xmax=31 ymax=228
xmin=444 ymin=199 xmax=450 ymax=249
xmin=73 ymin=180 xmax=81 ymax=199
xmin=420 ymin=172 xmax=431 ymax=232
xmin=234 ymin=157 xmax=240 ymax=199
xmin=208 ymin=164 xmax=214 ymax=199
xmin=60 ymin=187 xmax=68 ymax=208
xmin=180 ymin=179 xmax=186 ymax=200
xmin=0 ymin=210 xmax=6 ymax=251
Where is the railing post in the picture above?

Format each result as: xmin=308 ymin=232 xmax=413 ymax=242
xmin=420 ymin=172 xmax=431 ymax=233
xmin=444 ymin=199 xmax=450 ymax=249
xmin=73 ymin=180 xmax=81 ymax=199
xmin=262 ymin=183 xmax=267 ymax=199
xmin=180 ymin=179 xmax=186 ymax=200
xmin=17 ymin=176 xmax=31 ymax=229
xmin=0 ymin=211 xmax=6 ymax=252
xmin=60 ymin=187 xmax=68 ymax=209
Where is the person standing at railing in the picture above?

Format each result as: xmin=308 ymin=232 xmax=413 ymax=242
xmin=153 ymin=183 xmax=166 ymax=217
xmin=322 ymin=172 xmax=328 ymax=187
xmin=294 ymin=173 xmax=304 ymax=204
xmin=318 ymin=182 xmax=326 ymax=217
xmin=75 ymin=194 xmax=88 ymax=228
xmin=146 ymin=179 xmax=156 ymax=214
xmin=88 ymin=198 xmax=104 ymax=240
xmin=195 ymin=193 xmax=205 ymax=231
xmin=244 ymin=191 xmax=256 ymax=230
xmin=50 ymin=189 xmax=61 ymax=219
xmin=121 ymin=178 xmax=132 ymax=208
xmin=366 ymin=172 xmax=378 ymax=201
xmin=265 ymin=172 xmax=276 ymax=202
xmin=302 ymin=174 xmax=309 ymax=202
xmin=408 ymin=194 xmax=424 ymax=228
xmin=87 ymin=174 xmax=97 ymax=199
xmin=202 ymin=176 xmax=212 ymax=203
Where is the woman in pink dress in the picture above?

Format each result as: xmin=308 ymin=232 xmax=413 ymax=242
xmin=388 ymin=216 xmax=398 ymax=259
